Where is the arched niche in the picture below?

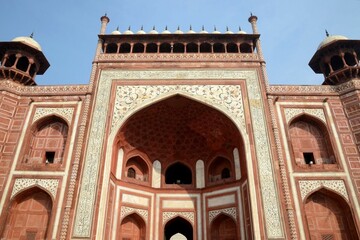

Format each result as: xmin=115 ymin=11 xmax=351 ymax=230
xmin=304 ymin=189 xmax=359 ymax=240
xmin=105 ymin=43 xmax=118 ymax=53
xmin=207 ymin=156 xmax=233 ymax=185
xmin=118 ymin=213 xmax=146 ymax=240
xmin=288 ymin=115 xmax=336 ymax=167
xmin=24 ymin=115 xmax=69 ymax=165
xmin=210 ymin=214 xmax=238 ymax=240
xmin=124 ymin=155 xmax=150 ymax=182
xmin=1 ymin=187 xmax=53 ymax=240
xmin=165 ymin=217 xmax=193 ymax=240
xmin=240 ymin=43 xmax=252 ymax=53
xmin=165 ymin=162 xmax=192 ymax=185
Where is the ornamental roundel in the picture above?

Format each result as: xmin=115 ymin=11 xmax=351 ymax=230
xmin=299 ymin=180 xmax=349 ymax=201
xmin=33 ymin=107 xmax=74 ymax=124
xmin=11 ymin=178 xmax=59 ymax=200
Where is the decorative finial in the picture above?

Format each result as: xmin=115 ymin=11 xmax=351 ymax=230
xmin=226 ymin=26 xmax=229 ymax=31
xmin=116 ymin=26 xmax=119 ymax=31
xmin=214 ymin=25 xmax=217 ymax=31
xmin=153 ymin=25 xmax=156 ymax=30
xmin=190 ymin=25 xmax=192 ymax=30
xmin=165 ymin=25 xmax=168 ymax=30
xmin=250 ymin=12 xmax=253 ymax=16
xmin=128 ymin=26 xmax=131 ymax=30
xmin=141 ymin=25 xmax=144 ymax=30
xmin=105 ymin=13 xmax=107 ymax=17
xmin=325 ymin=29 xmax=329 ymax=37
xmin=177 ymin=26 xmax=180 ymax=30
xmin=239 ymin=26 xmax=242 ymax=31
xmin=202 ymin=25 xmax=205 ymax=31
xmin=29 ymin=32 xmax=34 ymax=38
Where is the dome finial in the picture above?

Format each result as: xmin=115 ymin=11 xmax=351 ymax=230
xmin=239 ymin=26 xmax=242 ymax=31
xmin=325 ymin=29 xmax=329 ymax=37
xmin=202 ymin=25 xmax=205 ymax=31
xmin=250 ymin=12 xmax=253 ymax=16
xmin=141 ymin=25 xmax=144 ymax=30
xmin=128 ymin=26 xmax=131 ymax=30
xmin=177 ymin=26 xmax=180 ymax=30
xmin=116 ymin=26 xmax=119 ymax=31
xmin=29 ymin=32 xmax=34 ymax=38
xmin=153 ymin=25 xmax=156 ymax=30
xmin=226 ymin=26 xmax=229 ymax=31
xmin=165 ymin=25 xmax=168 ymax=30
xmin=190 ymin=25 xmax=192 ymax=30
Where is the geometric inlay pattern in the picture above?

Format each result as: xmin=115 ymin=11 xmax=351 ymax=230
xmin=112 ymin=84 xmax=245 ymax=132
xmin=208 ymin=207 xmax=237 ymax=223
xmin=163 ymin=211 xmax=194 ymax=225
xmin=299 ymin=180 xmax=349 ymax=201
xmin=284 ymin=108 xmax=326 ymax=124
xmin=120 ymin=206 xmax=148 ymax=223
xmin=33 ymin=107 xmax=74 ymax=124
xmin=11 ymin=178 xmax=59 ymax=199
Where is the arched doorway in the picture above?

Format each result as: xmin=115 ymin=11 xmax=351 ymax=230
xmin=2 ymin=188 xmax=52 ymax=240
xmin=165 ymin=217 xmax=193 ymax=240
xmin=304 ymin=189 xmax=359 ymax=239
xmin=118 ymin=213 xmax=146 ymax=240
xmin=210 ymin=214 xmax=238 ymax=240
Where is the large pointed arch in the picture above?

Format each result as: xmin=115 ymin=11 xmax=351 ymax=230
xmin=210 ymin=213 xmax=239 ymax=240
xmin=97 ymin=91 xmax=260 ymax=238
xmin=118 ymin=213 xmax=146 ymax=240
xmin=1 ymin=187 xmax=53 ymax=240
xmin=303 ymin=188 xmax=359 ymax=239
xmin=165 ymin=216 xmax=193 ymax=240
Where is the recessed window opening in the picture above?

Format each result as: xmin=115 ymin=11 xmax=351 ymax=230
xmin=165 ymin=162 xmax=192 ymax=184
xmin=45 ymin=151 xmax=55 ymax=164
xmin=106 ymin=43 xmax=118 ymax=53
xmin=119 ymin=43 xmax=131 ymax=53
xmin=303 ymin=152 xmax=315 ymax=165
xmin=16 ymin=56 xmax=29 ymax=72
xmin=127 ymin=167 xmax=136 ymax=178
xmin=330 ymin=55 xmax=344 ymax=71
xmin=221 ymin=168 xmax=230 ymax=179
xmin=132 ymin=43 xmax=144 ymax=53
xmin=240 ymin=43 xmax=252 ymax=53
xmin=146 ymin=43 xmax=158 ymax=53
xmin=173 ymin=43 xmax=185 ymax=53
xmin=29 ymin=64 xmax=37 ymax=77
xmin=200 ymin=43 xmax=212 ymax=53
xmin=227 ymin=43 xmax=239 ymax=53
xmin=4 ymin=54 xmax=16 ymax=67
xmin=213 ymin=43 xmax=225 ymax=53
xmin=186 ymin=43 xmax=198 ymax=53
xmin=344 ymin=52 xmax=357 ymax=66
xmin=160 ymin=43 xmax=171 ymax=53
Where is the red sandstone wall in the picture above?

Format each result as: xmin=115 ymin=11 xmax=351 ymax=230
xmin=0 ymin=92 xmax=29 ymax=195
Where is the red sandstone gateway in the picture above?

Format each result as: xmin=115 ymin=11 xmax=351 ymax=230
xmin=0 ymin=14 xmax=359 ymax=240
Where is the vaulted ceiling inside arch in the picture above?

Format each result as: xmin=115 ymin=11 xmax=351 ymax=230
xmin=118 ymin=95 xmax=242 ymax=163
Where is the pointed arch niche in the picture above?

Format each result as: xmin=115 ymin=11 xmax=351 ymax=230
xmin=288 ymin=114 xmax=337 ymax=170
xmin=303 ymin=189 xmax=359 ymax=239
xmin=22 ymin=115 xmax=69 ymax=168
xmin=1 ymin=187 xmax=53 ymax=239
xmin=113 ymin=95 xmax=247 ymax=188
xmin=118 ymin=213 xmax=146 ymax=240
xmin=165 ymin=216 xmax=193 ymax=240
xmin=210 ymin=214 xmax=239 ymax=240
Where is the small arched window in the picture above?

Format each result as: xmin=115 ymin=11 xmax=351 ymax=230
xmin=160 ymin=43 xmax=171 ymax=53
xmin=240 ymin=43 xmax=252 ymax=53
xmin=186 ymin=42 xmax=198 ymax=53
xmin=221 ymin=168 xmax=230 ymax=179
xmin=16 ymin=56 xmax=29 ymax=72
xmin=344 ymin=52 xmax=357 ymax=66
xmin=133 ymin=43 xmax=145 ymax=53
xmin=200 ymin=43 xmax=212 ymax=53
xmin=4 ymin=54 xmax=16 ymax=67
xmin=106 ymin=43 xmax=118 ymax=53
xmin=227 ymin=42 xmax=239 ymax=53
xmin=119 ymin=43 xmax=131 ymax=53
xmin=146 ymin=43 xmax=158 ymax=53
xmin=165 ymin=162 xmax=192 ymax=184
xmin=127 ymin=167 xmax=136 ymax=178
xmin=330 ymin=55 xmax=344 ymax=71
xmin=213 ymin=43 xmax=225 ymax=53
xmin=173 ymin=43 xmax=185 ymax=53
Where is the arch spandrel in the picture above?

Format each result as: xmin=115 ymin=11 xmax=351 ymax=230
xmin=299 ymin=180 xmax=349 ymax=202
xmin=284 ymin=108 xmax=327 ymax=125
xmin=111 ymin=86 xmax=246 ymax=136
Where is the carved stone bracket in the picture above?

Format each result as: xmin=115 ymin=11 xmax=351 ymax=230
xmin=163 ymin=211 xmax=195 ymax=225
xmin=208 ymin=207 xmax=237 ymax=223
xmin=33 ymin=107 xmax=74 ymax=124
xmin=120 ymin=206 xmax=148 ymax=223
xmin=11 ymin=178 xmax=59 ymax=199
xmin=284 ymin=108 xmax=326 ymax=124
xmin=299 ymin=180 xmax=349 ymax=201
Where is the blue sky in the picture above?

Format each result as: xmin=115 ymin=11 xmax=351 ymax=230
xmin=1 ymin=0 xmax=359 ymax=85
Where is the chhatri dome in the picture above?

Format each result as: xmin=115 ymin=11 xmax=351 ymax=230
xmin=317 ymin=31 xmax=348 ymax=49
xmin=12 ymin=34 xmax=42 ymax=51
